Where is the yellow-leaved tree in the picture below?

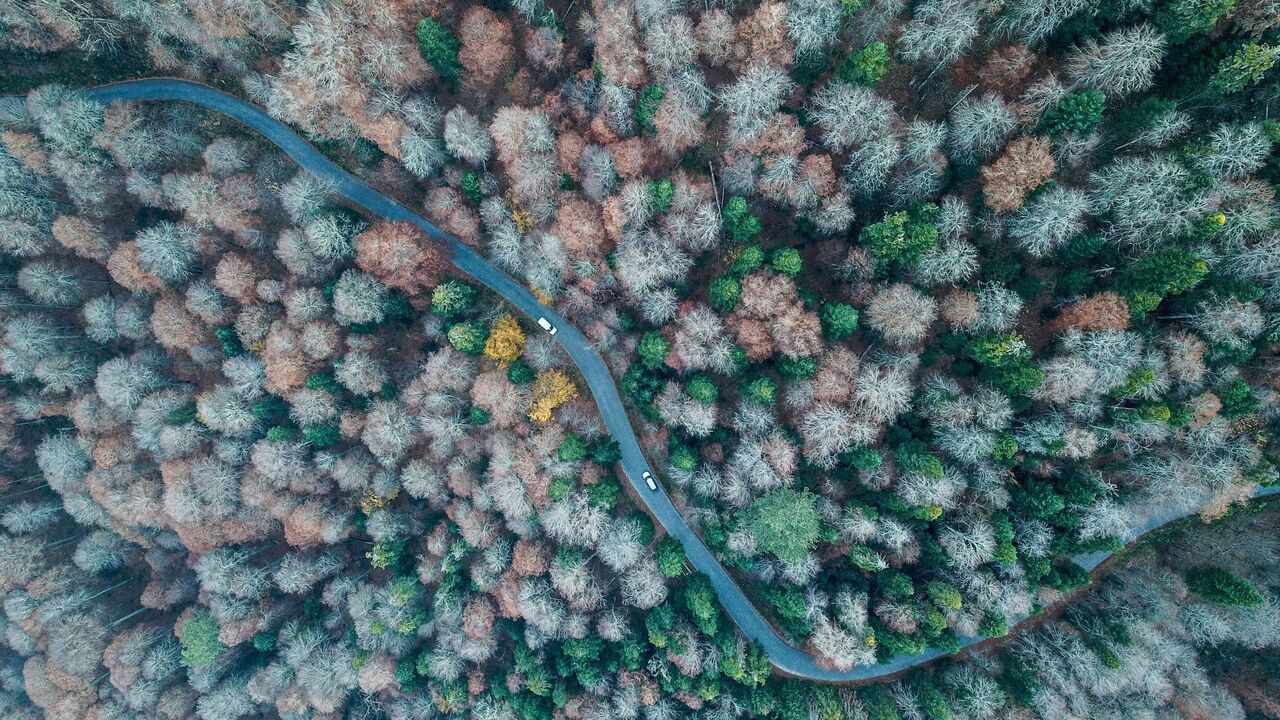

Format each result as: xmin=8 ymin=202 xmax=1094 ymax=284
xmin=483 ymin=315 xmax=525 ymax=365
xmin=528 ymin=369 xmax=578 ymax=423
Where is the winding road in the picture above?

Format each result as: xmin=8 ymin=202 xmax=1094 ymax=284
xmin=37 ymin=79 xmax=1278 ymax=682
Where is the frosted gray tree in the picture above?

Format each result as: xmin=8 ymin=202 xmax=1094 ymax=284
xmin=948 ymin=93 xmax=1017 ymax=164
xmin=898 ymin=0 xmax=982 ymax=67
xmin=444 ymin=107 xmax=493 ymax=166
xmin=718 ymin=62 xmax=792 ymax=144
xmin=1008 ymin=185 xmax=1089 ymax=256
xmin=1067 ymin=24 xmax=1165 ymax=98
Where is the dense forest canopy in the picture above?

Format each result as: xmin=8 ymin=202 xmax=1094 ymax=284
xmin=2 ymin=0 xmax=1280 ymax=718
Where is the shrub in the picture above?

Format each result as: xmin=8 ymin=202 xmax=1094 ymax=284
xmin=648 ymin=178 xmax=675 ymax=213
xmin=743 ymin=376 xmax=777 ymax=404
xmin=780 ymin=356 xmax=817 ymax=379
xmin=1185 ymin=566 xmax=1264 ymax=606
xmin=978 ymin=612 xmax=1009 ymax=637
xmin=461 ymin=171 xmax=486 ymax=203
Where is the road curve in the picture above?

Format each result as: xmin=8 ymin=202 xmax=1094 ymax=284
xmin=30 ymin=79 xmax=1278 ymax=682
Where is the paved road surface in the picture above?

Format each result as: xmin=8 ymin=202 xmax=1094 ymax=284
xmin=27 ymin=79 xmax=1276 ymax=682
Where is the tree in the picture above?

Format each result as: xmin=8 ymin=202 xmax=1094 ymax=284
xmin=1117 ymin=249 xmax=1208 ymax=316
xmin=909 ymin=673 xmax=954 ymax=720
xmin=965 ymin=333 xmax=1043 ymax=393
xmin=866 ymin=284 xmax=937 ymax=346
xmin=655 ymin=537 xmax=688 ymax=577
xmin=981 ymin=136 xmax=1055 ymax=214
xmin=443 ymin=108 xmax=492 ymax=166
xmin=303 ymin=423 xmax=340 ymax=448
xmin=1048 ymin=292 xmax=1130 ymax=333
xmin=432 ymin=280 xmax=478 ymax=318
xmin=529 ymin=370 xmax=578 ymax=422
xmin=1184 ymin=566 xmax=1263 ymax=606
xmin=949 ymin=94 xmax=1016 ymax=164
xmin=18 ymin=260 xmax=87 ymax=306
xmin=897 ymin=0 xmax=981 ymax=67
xmin=1008 ymin=186 xmax=1089 ymax=257
xmin=743 ymin=376 xmax=777 ymax=404
xmin=770 ymin=247 xmax=803 ymax=277
xmin=686 ymin=374 xmax=719 ymax=403
xmin=746 ymin=488 xmax=820 ymax=563
xmin=356 ymin=221 xmax=446 ymax=297
xmin=787 ymin=0 xmax=843 ymax=62
xmin=1042 ymin=91 xmax=1105 ymax=134
xmin=1155 ymin=0 xmax=1235 ymax=44
xmin=710 ymin=276 xmax=741 ymax=313
xmin=180 ymin=609 xmax=224 ymax=666
xmin=859 ymin=204 xmax=939 ymax=274
xmin=135 ymin=221 xmax=199 ymax=283
xmin=447 ymin=321 xmax=489 ymax=355
xmin=458 ymin=6 xmax=515 ymax=88
xmin=718 ymin=62 xmax=793 ymax=143
xmin=1211 ymin=43 xmax=1279 ymax=95
xmin=836 ymin=42 xmax=889 ymax=86
xmin=483 ymin=315 xmax=526 ymax=365
xmin=507 ymin=358 xmax=536 ymax=385
xmin=417 ymin=18 xmax=462 ymax=85
xmin=637 ymin=330 xmax=670 ymax=369
xmin=926 ymin=581 xmax=963 ymax=610
xmin=1219 ymin=378 xmax=1259 ymax=418
xmin=809 ymin=81 xmax=897 ymax=153
xmin=723 ymin=197 xmax=762 ymax=244
xmin=333 ymin=270 xmax=389 ymax=326
xmin=1066 ymin=24 xmax=1166 ymax=98
xmin=635 ymin=84 xmax=665 ymax=134
xmin=819 ymin=302 xmax=859 ymax=340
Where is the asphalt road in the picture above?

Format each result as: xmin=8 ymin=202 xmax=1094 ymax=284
xmin=41 ymin=79 xmax=1279 ymax=682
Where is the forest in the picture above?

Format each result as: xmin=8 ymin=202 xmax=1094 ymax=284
xmin=1 ymin=0 xmax=1280 ymax=718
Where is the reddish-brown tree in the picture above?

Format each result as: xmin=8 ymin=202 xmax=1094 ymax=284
xmin=459 ymin=6 xmax=515 ymax=89
xmin=1048 ymin=291 xmax=1131 ymax=334
xmin=981 ymin=136 xmax=1056 ymax=214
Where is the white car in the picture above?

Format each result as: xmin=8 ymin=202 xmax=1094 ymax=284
xmin=537 ymin=317 xmax=558 ymax=335
xmin=642 ymin=471 xmax=658 ymax=491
